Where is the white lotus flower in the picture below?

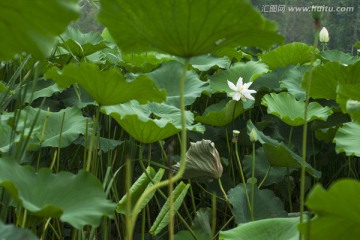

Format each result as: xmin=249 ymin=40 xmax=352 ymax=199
xmin=319 ymin=27 xmax=329 ymax=43
xmin=227 ymin=77 xmax=256 ymax=101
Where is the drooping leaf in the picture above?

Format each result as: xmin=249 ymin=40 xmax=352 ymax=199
xmin=74 ymin=136 xmax=124 ymax=153
xmin=333 ymin=122 xmax=360 ymax=157
xmin=263 ymin=143 xmax=321 ymax=179
xmin=187 ymin=55 xmax=231 ymax=71
xmin=262 ymin=92 xmax=332 ymax=126
xmin=243 ymin=147 xmax=288 ymax=186
xmin=21 ymin=80 xmax=63 ymax=104
xmin=150 ymin=182 xmax=190 ymax=235
xmin=0 ymin=220 xmax=38 ymax=240
xmin=0 ymin=0 xmax=79 ymax=60
xmin=173 ymin=140 xmax=223 ymax=179
xmin=228 ymin=184 xmax=287 ymax=224
xmin=192 ymin=208 xmax=212 ymax=237
xmin=220 ymin=217 xmax=300 ymax=240
xmin=45 ymin=63 xmax=166 ymax=105
xmin=196 ymin=100 xmax=253 ymax=127
xmin=117 ymin=167 xmax=164 ymax=216
xmin=14 ymin=106 xmax=93 ymax=149
xmin=98 ymin=0 xmax=283 ymax=57
xmin=278 ymin=65 xmax=308 ymax=101
xmin=58 ymin=27 xmax=108 ymax=57
xmin=319 ymin=50 xmax=359 ymax=65
xmin=147 ymin=61 xmax=209 ymax=108
xmin=120 ymin=53 xmax=172 ymax=73
xmin=101 ymin=101 xmax=204 ymax=143
xmin=0 ymin=157 xmax=115 ymax=229
xmin=302 ymin=61 xmax=360 ymax=100
xmin=210 ymin=61 xmax=268 ymax=94
xmin=299 ymin=179 xmax=360 ymax=240
xmin=261 ymin=42 xmax=316 ymax=70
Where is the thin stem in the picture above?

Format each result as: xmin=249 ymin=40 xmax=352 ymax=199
xmin=128 ymin=58 xmax=190 ymax=239
xmin=234 ymin=143 xmax=252 ymax=217
xmin=300 ymin=28 xmax=320 ymax=226
xmin=258 ymin=166 xmax=271 ymax=189
xmin=250 ymin=141 xmax=256 ymax=221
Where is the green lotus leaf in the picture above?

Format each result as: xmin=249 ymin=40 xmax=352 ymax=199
xmin=228 ymin=184 xmax=287 ymax=224
xmin=147 ymin=61 xmax=209 ymax=107
xmin=120 ymin=53 xmax=173 ymax=73
xmin=195 ymin=100 xmax=253 ymax=127
xmin=336 ymin=83 xmax=360 ymax=123
xmin=0 ymin=157 xmax=115 ymax=229
xmin=319 ymin=50 xmax=359 ymax=65
xmin=15 ymin=106 xmax=93 ymax=149
xmin=243 ymin=147 xmax=289 ymax=186
xmin=220 ymin=217 xmax=300 ymax=240
xmin=262 ymin=143 xmax=321 ymax=179
xmin=45 ymin=62 xmax=166 ymax=105
xmin=117 ymin=167 xmax=164 ymax=216
xmin=278 ymin=65 xmax=308 ymax=101
xmin=187 ymin=55 xmax=231 ymax=71
xmin=0 ymin=119 xmax=15 ymax=153
xmin=210 ymin=61 xmax=268 ymax=94
xmin=261 ymin=42 xmax=316 ymax=70
xmin=58 ymin=27 xmax=108 ymax=57
xmin=334 ymin=122 xmax=360 ymax=157
xmin=302 ymin=61 xmax=360 ymax=100
xmin=150 ymin=182 xmax=190 ymax=235
xmin=74 ymin=136 xmax=124 ymax=153
xmin=192 ymin=208 xmax=212 ymax=237
xmin=101 ymin=101 xmax=204 ymax=143
xmin=98 ymin=0 xmax=283 ymax=57
xmin=346 ymin=100 xmax=360 ymax=123
xmin=262 ymin=92 xmax=332 ymax=126
xmin=0 ymin=82 xmax=9 ymax=93
xmin=0 ymin=0 xmax=79 ymax=60
xmin=246 ymin=120 xmax=280 ymax=146
xmin=21 ymin=80 xmax=63 ymax=104
xmin=0 ymin=220 xmax=38 ymax=240
xmin=174 ymin=230 xmax=209 ymax=240
xmin=299 ymin=179 xmax=360 ymax=240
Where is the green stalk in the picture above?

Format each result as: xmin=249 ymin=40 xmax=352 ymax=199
xmin=234 ymin=143 xmax=252 ymax=218
xmin=128 ymin=58 xmax=190 ymax=239
xmin=287 ymin=126 xmax=294 ymax=212
xmin=300 ymin=28 xmax=320 ymax=226
xmin=250 ymin=141 xmax=256 ymax=221
xmin=258 ymin=166 xmax=271 ymax=189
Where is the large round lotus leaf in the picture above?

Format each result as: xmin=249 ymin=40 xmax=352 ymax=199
xmin=260 ymin=42 xmax=316 ymax=70
xmin=220 ymin=217 xmax=300 ymax=240
xmin=58 ymin=27 xmax=108 ymax=57
xmin=262 ymin=143 xmax=321 ymax=179
xmin=195 ymin=100 xmax=253 ymax=127
xmin=299 ymin=179 xmax=360 ymax=240
xmin=210 ymin=61 xmax=268 ymax=94
xmin=227 ymin=184 xmax=287 ymax=224
xmin=0 ymin=221 xmax=38 ymax=240
xmin=262 ymin=92 xmax=332 ymax=126
xmin=98 ymin=0 xmax=283 ymax=57
xmin=334 ymin=122 xmax=360 ymax=157
xmin=101 ymin=101 xmax=204 ymax=143
xmin=0 ymin=158 xmax=115 ymax=229
xmin=45 ymin=62 xmax=166 ymax=105
xmin=0 ymin=0 xmax=79 ymax=60
xmin=319 ymin=50 xmax=359 ymax=65
xmin=302 ymin=61 xmax=360 ymax=100
xmin=15 ymin=106 xmax=92 ymax=149
xmin=147 ymin=61 xmax=209 ymax=108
